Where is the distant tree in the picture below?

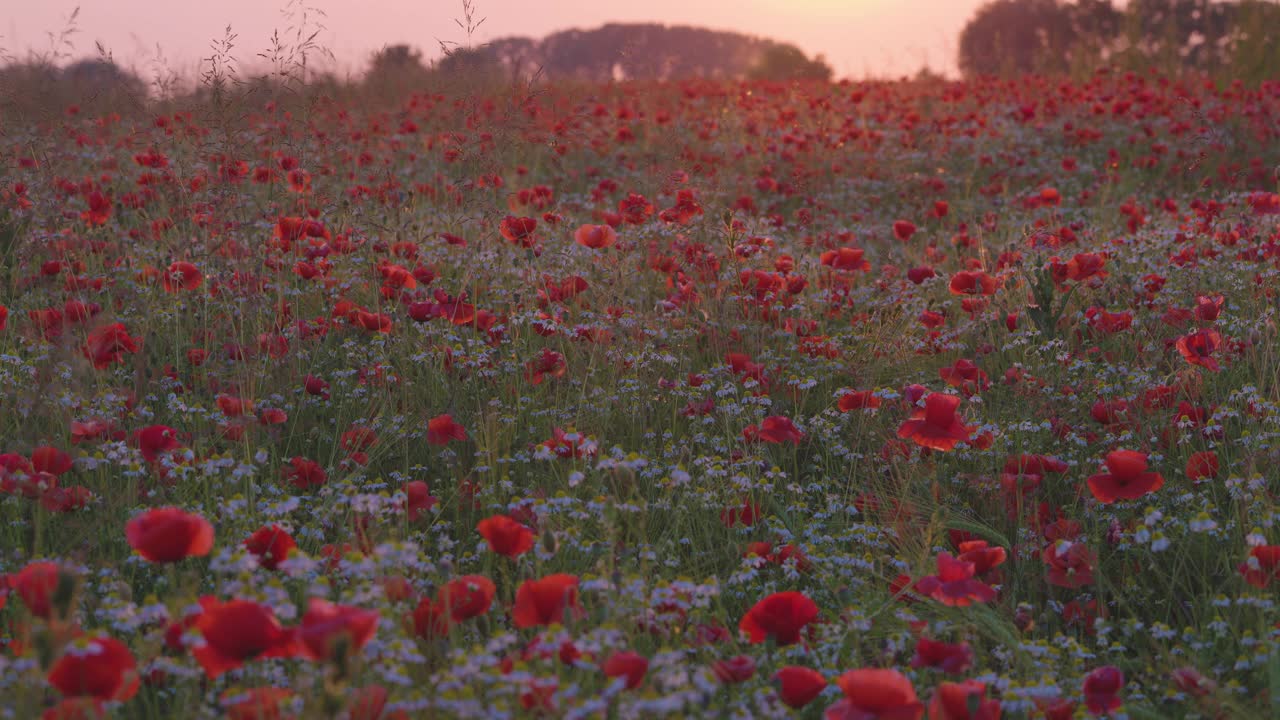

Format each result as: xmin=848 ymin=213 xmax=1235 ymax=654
xmin=958 ymin=0 xmax=1279 ymax=81
xmin=0 ymin=57 xmax=147 ymax=119
xmin=1223 ymin=0 xmax=1280 ymax=83
xmin=485 ymin=36 xmax=542 ymax=79
xmin=436 ymin=46 xmax=502 ymax=76
xmin=371 ymin=45 xmax=425 ymax=74
xmin=0 ymin=60 xmax=63 ymax=117
xmin=448 ymin=24 xmax=805 ymax=83
xmin=365 ymin=44 xmax=430 ymax=91
xmin=63 ymin=58 xmax=148 ymax=100
xmin=1117 ymin=0 xmax=1235 ymax=72
xmin=958 ymin=0 xmax=1088 ymax=76
xmin=749 ymin=44 xmax=834 ymax=82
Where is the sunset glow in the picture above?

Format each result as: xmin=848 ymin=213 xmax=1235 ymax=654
xmin=3 ymin=1 xmax=1279 ymax=718
xmin=4 ymin=0 xmax=990 ymax=78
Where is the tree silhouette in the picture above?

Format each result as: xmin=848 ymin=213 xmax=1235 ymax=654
xmin=419 ymin=24 xmax=831 ymax=83
xmin=958 ymin=0 xmax=1087 ymax=76
xmin=0 ymin=57 xmax=147 ymax=118
xmin=1118 ymin=0 xmax=1235 ymax=71
xmin=959 ymin=0 xmax=1280 ymax=80
xmin=365 ymin=44 xmax=430 ymax=91
xmin=749 ymin=44 xmax=834 ymax=82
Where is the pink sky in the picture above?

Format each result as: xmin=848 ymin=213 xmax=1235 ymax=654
xmin=3 ymin=1 xmax=989 ymax=80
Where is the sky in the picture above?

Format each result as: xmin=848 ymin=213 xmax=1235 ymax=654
xmin=2 ymin=0 xmax=991 ymax=81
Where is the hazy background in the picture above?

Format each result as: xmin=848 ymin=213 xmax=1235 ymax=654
xmin=2 ymin=0 xmax=989 ymax=80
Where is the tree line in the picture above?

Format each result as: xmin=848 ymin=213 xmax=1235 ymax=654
xmin=958 ymin=0 xmax=1280 ymax=79
xmin=0 ymin=23 xmax=832 ymax=120
xmin=379 ymin=23 xmax=833 ymax=84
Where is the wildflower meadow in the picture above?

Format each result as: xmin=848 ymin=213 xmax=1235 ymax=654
xmin=1 ymin=16 xmax=1280 ymax=720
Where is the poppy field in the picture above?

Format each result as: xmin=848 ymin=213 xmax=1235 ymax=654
xmin=2 ymin=69 xmax=1280 ymax=719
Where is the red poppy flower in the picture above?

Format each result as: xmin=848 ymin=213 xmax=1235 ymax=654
xmin=1082 ymin=666 xmax=1124 ymax=714
xmin=574 ymin=224 xmax=617 ymax=249
xmin=1064 ymin=252 xmax=1108 ymax=283
xmin=839 ymin=390 xmax=882 ymax=411
xmin=821 ymin=247 xmax=871 ymax=271
xmin=738 ymin=591 xmax=819 ymax=646
xmin=1248 ymin=191 xmax=1280 ymax=215
xmin=41 ymin=485 xmax=92 ymax=513
xmin=911 ymin=637 xmax=973 ymax=674
xmin=13 ymin=561 xmax=63 ymax=619
xmin=893 ymin=220 xmax=917 ymax=242
xmin=439 ymin=575 xmax=496 ymax=622
xmin=711 ymin=655 xmax=756 ymax=684
xmin=126 ymin=507 xmax=214 ymax=563
xmin=1170 ymin=667 xmax=1216 ymax=698
xmin=1185 ymin=451 xmax=1218 ymax=482
xmin=1004 ymin=454 xmax=1068 ymax=476
xmin=720 ymin=498 xmax=762 ymax=527
xmin=929 ymin=680 xmax=1001 ymax=720
xmin=476 ymin=514 xmax=536 ymax=558
xmin=244 ymin=525 xmax=297 ymax=570
xmin=83 ymin=323 xmax=139 ymax=370
xmin=162 ymin=261 xmax=203 ymax=292
xmin=948 ymin=271 xmax=999 ymax=296
xmin=1042 ymin=540 xmax=1096 ymax=588
xmin=1194 ymin=294 xmax=1224 ymax=322
xmin=907 ymin=266 xmax=937 ymax=284
xmin=304 ymin=374 xmax=331 ymax=399
xmin=1239 ymin=545 xmax=1280 ymax=588
xmin=774 ymin=666 xmax=827 ymax=708
xmin=353 ymin=310 xmax=393 ymax=333
xmin=914 ymin=553 xmax=997 ymax=607
xmin=282 ymin=457 xmax=327 ymax=490
xmin=500 ymin=216 xmax=538 ymax=246
xmin=618 ymin=192 xmax=654 ymax=224
xmin=753 ymin=415 xmax=805 ymax=445
xmin=939 ymin=359 xmax=990 ymax=396
xmin=956 ymin=540 xmax=1007 ymax=576
xmin=519 ymin=679 xmax=558 ymax=713
xmin=538 ymin=427 xmax=596 ymax=459
xmin=603 ymin=650 xmax=649 ymax=690
xmin=341 ymin=426 xmax=379 ymax=452
xmin=1086 ymin=450 xmax=1164 ymax=504
xmin=193 ymin=597 xmax=297 ymax=678
xmin=659 ymin=189 xmax=703 ymax=224
xmin=525 ymin=348 xmax=567 ymax=385
xmin=403 ymin=480 xmax=438 ymax=521
xmin=217 ymin=395 xmax=251 ymax=417
xmin=47 ymin=635 xmax=139 ymax=702
xmin=512 ymin=574 xmax=581 ymax=628
xmin=828 ymin=668 xmax=924 ymax=720
xmin=897 ymin=393 xmax=974 ymax=451
xmin=1176 ymin=328 xmax=1222 ymax=372
xmin=1090 ymin=398 xmax=1130 ymax=427
xmin=411 ymin=596 xmax=451 ymax=640
xmin=346 ymin=685 xmax=399 ymax=720
xmin=80 ymin=190 xmax=111 ymax=226
xmin=298 ymin=598 xmax=379 ymax=662
xmin=426 ymin=414 xmax=467 ymax=445
xmin=919 ymin=310 xmax=946 ymax=329
xmin=133 ymin=425 xmax=182 ymax=463
xmin=30 ymin=446 xmax=73 ymax=476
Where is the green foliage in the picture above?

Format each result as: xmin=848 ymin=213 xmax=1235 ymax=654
xmin=959 ymin=0 xmax=1280 ymax=83
xmin=748 ymin=44 xmax=834 ymax=82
